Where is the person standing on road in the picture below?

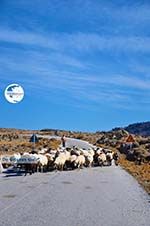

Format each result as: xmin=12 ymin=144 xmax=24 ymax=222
xmin=61 ymin=135 xmax=66 ymax=148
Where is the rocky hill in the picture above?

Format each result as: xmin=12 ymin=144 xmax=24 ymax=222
xmin=124 ymin=122 xmax=150 ymax=136
xmin=112 ymin=122 xmax=150 ymax=136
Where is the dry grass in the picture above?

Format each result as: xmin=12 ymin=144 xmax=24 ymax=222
xmin=0 ymin=137 xmax=61 ymax=155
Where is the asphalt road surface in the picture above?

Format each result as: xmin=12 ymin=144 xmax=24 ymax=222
xmin=65 ymin=137 xmax=94 ymax=149
xmin=0 ymin=166 xmax=149 ymax=226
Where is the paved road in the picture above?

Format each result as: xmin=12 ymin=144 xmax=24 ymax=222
xmin=65 ymin=137 xmax=94 ymax=149
xmin=0 ymin=166 xmax=149 ymax=226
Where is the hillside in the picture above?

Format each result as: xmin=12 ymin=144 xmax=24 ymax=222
xmin=124 ymin=122 xmax=150 ymax=136
xmin=0 ymin=125 xmax=150 ymax=193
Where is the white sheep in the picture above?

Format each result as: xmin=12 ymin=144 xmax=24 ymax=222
xmin=95 ymin=148 xmax=103 ymax=155
xmin=97 ymin=153 xmax=107 ymax=166
xmin=69 ymin=155 xmax=77 ymax=163
xmin=74 ymin=155 xmax=85 ymax=169
xmin=71 ymin=147 xmax=81 ymax=156
xmin=54 ymin=154 xmax=66 ymax=171
xmin=106 ymin=152 xmax=113 ymax=160
xmin=45 ymin=153 xmax=56 ymax=170
xmin=38 ymin=149 xmax=47 ymax=154
xmin=64 ymin=150 xmax=71 ymax=161
xmin=36 ymin=154 xmax=48 ymax=172
xmin=49 ymin=149 xmax=57 ymax=156
xmin=45 ymin=153 xmax=54 ymax=161
xmin=85 ymin=154 xmax=93 ymax=167
xmin=64 ymin=154 xmax=77 ymax=170
xmin=80 ymin=149 xmax=89 ymax=157
xmin=106 ymin=151 xmax=113 ymax=166
xmin=87 ymin=148 xmax=95 ymax=156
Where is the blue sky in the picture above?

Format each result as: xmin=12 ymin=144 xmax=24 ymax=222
xmin=0 ymin=0 xmax=150 ymax=131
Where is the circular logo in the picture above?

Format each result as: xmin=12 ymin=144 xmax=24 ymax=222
xmin=4 ymin=84 xmax=24 ymax=104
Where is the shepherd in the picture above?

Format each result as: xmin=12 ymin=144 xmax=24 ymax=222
xmin=61 ymin=135 xmax=66 ymax=148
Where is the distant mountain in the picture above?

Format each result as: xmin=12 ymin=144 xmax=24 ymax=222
xmin=124 ymin=122 xmax=150 ymax=136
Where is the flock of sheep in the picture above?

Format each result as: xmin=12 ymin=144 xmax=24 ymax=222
xmin=0 ymin=146 xmax=118 ymax=175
